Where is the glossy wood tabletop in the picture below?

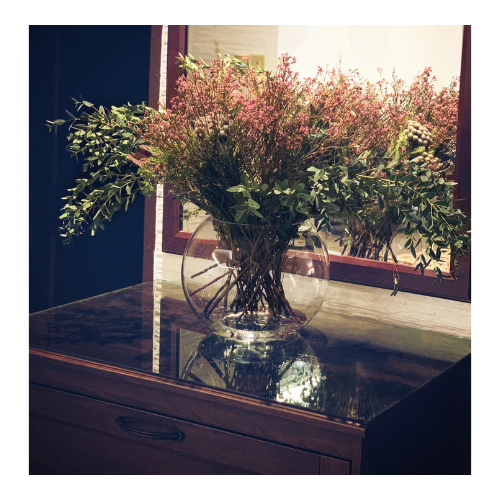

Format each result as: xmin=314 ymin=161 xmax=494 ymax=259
xmin=29 ymin=280 xmax=470 ymax=425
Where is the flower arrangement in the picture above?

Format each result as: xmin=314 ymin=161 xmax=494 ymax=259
xmin=48 ymin=54 xmax=470 ymax=311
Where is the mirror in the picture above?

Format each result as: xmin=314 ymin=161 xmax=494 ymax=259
xmin=179 ymin=25 xmax=463 ymax=273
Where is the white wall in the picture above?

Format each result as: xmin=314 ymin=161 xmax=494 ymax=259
xmin=276 ymin=25 xmax=462 ymax=89
xmin=187 ymin=25 xmax=462 ymax=89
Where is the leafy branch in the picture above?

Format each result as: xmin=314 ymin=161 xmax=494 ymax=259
xmin=47 ymin=100 xmax=152 ymax=243
xmin=309 ymin=155 xmax=470 ymax=281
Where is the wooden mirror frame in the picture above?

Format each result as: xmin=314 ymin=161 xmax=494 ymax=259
xmin=150 ymin=25 xmax=471 ymax=301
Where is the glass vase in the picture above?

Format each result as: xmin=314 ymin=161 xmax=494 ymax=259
xmin=181 ymin=217 xmax=330 ymax=342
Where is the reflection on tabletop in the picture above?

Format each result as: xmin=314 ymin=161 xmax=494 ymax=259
xmin=29 ymin=281 xmax=470 ymax=425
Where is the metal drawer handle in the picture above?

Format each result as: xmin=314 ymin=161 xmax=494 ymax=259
xmin=116 ymin=416 xmax=185 ymax=441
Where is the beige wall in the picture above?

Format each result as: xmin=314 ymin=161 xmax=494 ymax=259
xmin=187 ymin=25 xmax=462 ymax=88
xmin=277 ymin=25 xmax=462 ymax=88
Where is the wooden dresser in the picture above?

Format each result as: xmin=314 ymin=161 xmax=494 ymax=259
xmin=29 ymin=281 xmax=470 ymax=474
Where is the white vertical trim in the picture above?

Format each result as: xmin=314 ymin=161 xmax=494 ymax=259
xmin=151 ymin=26 xmax=169 ymax=372
xmin=152 ymin=278 xmax=163 ymax=374
xmin=159 ymin=25 xmax=168 ymax=106
xmin=153 ymin=184 xmax=164 ymax=281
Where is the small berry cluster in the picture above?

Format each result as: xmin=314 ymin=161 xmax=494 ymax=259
xmin=416 ymin=151 xmax=443 ymax=170
xmin=192 ymin=116 xmax=214 ymax=139
xmin=192 ymin=118 xmax=231 ymax=141
xmin=404 ymin=120 xmax=431 ymax=148
xmin=218 ymin=120 xmax=231 ymax=140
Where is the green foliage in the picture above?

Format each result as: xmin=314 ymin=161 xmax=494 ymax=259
xmin=308 ymin=155 xmax=469 ymax=280
xmin=48 ymin=56 xmax=470 ymax=289
xmin=47 ymin=101 xmax=150 ymax=243
xmin=221 ymin=152 xmax=470 ymax=281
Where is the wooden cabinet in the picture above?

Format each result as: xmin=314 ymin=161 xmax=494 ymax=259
xmin=29 ymin=350 xmax=354 ymax=475
xmin=29 ymin=282 xmax=470 ymax=474
xmin=30 ymin=385 xmax=334 ymax=475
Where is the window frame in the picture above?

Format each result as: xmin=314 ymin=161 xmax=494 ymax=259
xmin=158 ymin=25 xmax=471 ymax=301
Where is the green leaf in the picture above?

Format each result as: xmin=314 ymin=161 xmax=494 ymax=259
xmin=434 ymin=266 xmax=443 ymax=282
xmin=248 ymin=207 xmax=263 ymax=218
xmin=377 ymin=194 xmax=384 ymax=209
xmin=314 ymin=169 xmax=325 ymax=181
xmin=247 ymin=198 xmax=260 ymax=209
xmin=231 ymin=204 xmax=249 ymax=212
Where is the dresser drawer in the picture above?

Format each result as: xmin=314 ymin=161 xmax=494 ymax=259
xmin=30 ymin=384 xmax=340 ymax=475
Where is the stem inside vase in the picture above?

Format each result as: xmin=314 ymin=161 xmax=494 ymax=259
xmin=206 ymin=221 xmax=301 ymax=330
xmin=182 ymin=217 xmax=330 ymax=341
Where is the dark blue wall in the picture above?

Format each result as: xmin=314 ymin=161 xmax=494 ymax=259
xmin=30 ymin=26 xmax=151 ymax=313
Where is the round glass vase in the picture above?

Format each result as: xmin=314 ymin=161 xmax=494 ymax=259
xmin=181 ymin=216 xmax=330 ymax=342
